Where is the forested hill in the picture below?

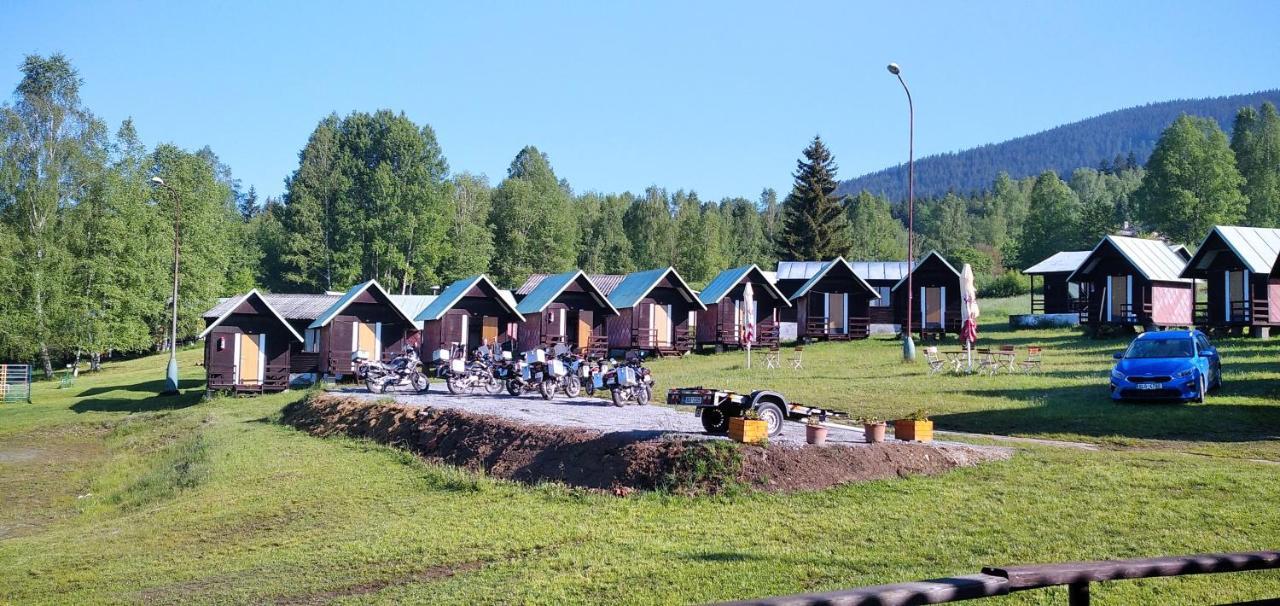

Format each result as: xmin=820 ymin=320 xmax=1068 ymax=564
xmin=837 ymin=89 xmax=1280 ymax=200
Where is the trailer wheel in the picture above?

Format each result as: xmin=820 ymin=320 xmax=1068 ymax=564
xmin=700 ymin=406 xmax=731 ymax=434
xmin=754 ymin=402 xmax=785 ymax=437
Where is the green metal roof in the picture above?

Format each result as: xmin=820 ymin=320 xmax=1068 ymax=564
xmin=607 ymin=267 xmax=705 ymax=310
xmin=788 ymin=256 xmax=880 ymax=300
xmin=415 ymin=275 xmax=519 ymax=322
xmin=698 ymin=264 xmax=788 ymax=305
xmin=308 ymin=279 xmax=415 ymax=329
xmin=515 ymin=270 xmax=618 ymax=315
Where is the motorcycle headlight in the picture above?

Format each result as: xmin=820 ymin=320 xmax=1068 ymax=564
xmin=1110 ymin=369 xmax=1125 ymax=381
xmin=1173 ymin=368 xmax=1194 ymax=379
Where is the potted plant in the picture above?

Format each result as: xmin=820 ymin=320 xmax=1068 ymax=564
xmin=805 ymin=416 xmax=828 ymax=445
xmin=728 ymin=410 xmax=768 ymax=444
xmin=893 ymin=409 xmax=933 ymax=443
xmin=858 ymin=416 xmax=887 ymax=444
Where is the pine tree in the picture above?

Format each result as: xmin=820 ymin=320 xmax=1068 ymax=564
xmin=1232 ymin=103 xmax=1280 ymax=227
xmin=777 ymin=136 xmax=852 ymax=260
xmin=1019 ymin=171 xmax=1081 ymax=267
xmin=238 ymin=185 xmax=259 ymax=222
xmin=1136 ymin=115 xmax=1246 ymax=243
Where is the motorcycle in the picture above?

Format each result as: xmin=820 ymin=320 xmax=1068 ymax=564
xmin=581 ymin=356 xmax=610 ymax=397
xmin=505 ymin=348 xmax=561 ymax=400
xmin=364 ymin=348 xmax=430 ymax=394
xmin=442 ymin=350 xmax=503 ymax=395
xmin=602 ymin=351 xmax=653 ymax=407
xmin=556 ymin=350 xmax=584 ymax=398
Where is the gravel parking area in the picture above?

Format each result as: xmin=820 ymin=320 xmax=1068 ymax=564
xmin=338 ymin=387 xmax=907 ymax=447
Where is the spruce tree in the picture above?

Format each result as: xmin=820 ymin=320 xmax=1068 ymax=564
xmin=777 ymin=136 xmax=852 ymax=260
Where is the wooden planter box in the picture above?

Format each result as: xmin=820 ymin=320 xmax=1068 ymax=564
xmin=729 ymin=417 xmax=768 ymax=444
xmin=894 ymin=419 xmax=933 ymax=442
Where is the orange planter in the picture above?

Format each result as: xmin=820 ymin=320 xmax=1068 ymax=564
xmin=894 ymin=419 xmax=933 ymax=442
xmin=729 ymin=417 xmax=768 ymax=444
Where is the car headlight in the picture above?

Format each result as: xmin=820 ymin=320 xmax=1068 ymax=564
xmin=1111 ymin=369 xmax=1125 ymax=381
xmin=1173 ymin=368 xmax=1194 ymax=379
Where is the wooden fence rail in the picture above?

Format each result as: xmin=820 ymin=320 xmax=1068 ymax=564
xmin=717 ymin=550 xmax=1280 ymax=606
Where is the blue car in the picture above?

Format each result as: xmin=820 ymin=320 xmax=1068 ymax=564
xmin=1110 ymin=330 xmax=1221 ymax=403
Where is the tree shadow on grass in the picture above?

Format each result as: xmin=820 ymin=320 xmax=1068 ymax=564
xmin=77 ymin=378 xmax=204 ymax=398
xmin=937 ymin=384 xmax=1280 ymax=442
xmin=71 ymin=384 xmax=203 ymax=414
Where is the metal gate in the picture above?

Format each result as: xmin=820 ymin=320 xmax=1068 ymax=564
xmin=0 ymin=364 xmax=32 ymax=403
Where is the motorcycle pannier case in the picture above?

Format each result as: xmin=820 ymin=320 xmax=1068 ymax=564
xmin=432 ymin=349 xmax=451 ymax=362
xmin=616 ymin=366 xmax=638 ymax=387
xmin=550 ymin=359 xmax=567 ymax=377
xmin=525 ymin=350 xmax=546 ymax=364
xmin=449 ymin=359 xmax=465 ymax=373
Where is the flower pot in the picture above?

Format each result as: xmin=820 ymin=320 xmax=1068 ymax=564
xmin=805 ymin=424 xmax=828 ymax=445
xmin=729 ymin=417 xmax=768 ymax=444
xmin=863 ymin=422 xmax=886 ymax=443
xmin=894 ymin=419 xmax=933 ymax=443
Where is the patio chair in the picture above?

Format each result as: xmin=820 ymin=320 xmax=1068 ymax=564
xmin=976 ymin=348 xmax=999 ymax=375
xmin=923 ymin=346 xmax=947 ymax=375
xmin=789 ymin=345 xmax=805 ymax=370
xmin=1018 ymin=346 xmax=1043 ymax=373
xmin=998 ymin=344 xmax=1018 ymax=373
xmin=764 ymin=344 xmax=781 ymax=369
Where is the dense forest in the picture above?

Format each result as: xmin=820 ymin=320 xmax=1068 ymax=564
xmin=2 ymin=54 xmax=1278 ymax=374
xmin=839 ymin=90 xmax=1280 ymax=200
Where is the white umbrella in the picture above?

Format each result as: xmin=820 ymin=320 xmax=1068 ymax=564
xmin=961 ymin=264 xmax=980 ymax=370
xmin=742 ymin=282 xmax=756 ymax=368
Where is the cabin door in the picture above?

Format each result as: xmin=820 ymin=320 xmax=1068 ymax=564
xmin=238 ymin=333 xmax=264 ymax=385
xmin=545 ymin=307 xmax=566 ymax=345
xmin=353 ymin=321 xmax=379 ymax=361
xmin=576 ymin=310 xmax=592 ymax=351
xmin=1226 ymin=270 xmax=1248 ymax=321
xmin=653 ymin=303 xmax=670 ymax=346
xmin=1109 ymin=275 xmax=1129 ymax=320
xmin=482 ymin=316 xmax=500 ymax=347
xmin=828 ymin=293 xmax=847 ymax=334
xmin=921 ymin=287 xmax=943 ymax=328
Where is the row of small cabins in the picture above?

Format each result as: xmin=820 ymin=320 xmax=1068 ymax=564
xmin=199 ymin=252 xmax=966 ymax=393
xmin=198 ymin=225 xmax=1280 ymax=393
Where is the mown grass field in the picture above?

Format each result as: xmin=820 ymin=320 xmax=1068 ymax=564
xmin=1 ymin=297 xmax=1278 ymax=605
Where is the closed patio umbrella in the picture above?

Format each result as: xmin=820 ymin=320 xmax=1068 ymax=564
xmin=961 ymin=264 xmax=980 ymax=369
xmin=742 ymin=282 xmax=756 ymax=368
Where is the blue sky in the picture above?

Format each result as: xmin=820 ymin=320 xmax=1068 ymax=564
xmin=3 ymin=1 xmax=1278 ymax=202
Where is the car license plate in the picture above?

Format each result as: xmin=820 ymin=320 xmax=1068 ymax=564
xmin=682 ymin=395 xmax=704 ymax=405
xmin=1136 ymin=383 xmax=1163 ymax=390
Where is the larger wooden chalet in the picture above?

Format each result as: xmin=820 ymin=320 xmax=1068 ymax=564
xmin=891 ymin=251 xmax=964 ymax=339
xmin=415 ymin=274 xmax=523 ymax=355
xmin=1023 ymin=251 xmax=1091 ymax=314
xmin=598 ymin=267 xmax=705 ymax=356
xmin=306 ymin=280 xmax=420 ymax=376
xmin=696 ymin=264 xmax=789 ymax=351
xmin=514 ymin=270 xmax=618 ymax=356
xmin=199 ymin=290 xmax=309 ymax=394
xmin=1067 ymin=235 xmax=1193 ymax=330
xmin=775 ymin=257 xmax=880 ymax=341
xmin=1179 ymin=226 xmax=1280 ymax=336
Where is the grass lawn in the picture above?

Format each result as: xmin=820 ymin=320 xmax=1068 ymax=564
xmin=1 ymin=298 xmax=1277 ymax=604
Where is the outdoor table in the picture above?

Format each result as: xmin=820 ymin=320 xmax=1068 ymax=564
xmin=943 ymin=350 xmax=971 ymax=374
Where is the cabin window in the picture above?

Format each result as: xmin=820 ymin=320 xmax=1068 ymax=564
xmin=304 ymin=329 xmax=319 ymax=353
xmin=870 ymin=286 xmax=891 ymax=306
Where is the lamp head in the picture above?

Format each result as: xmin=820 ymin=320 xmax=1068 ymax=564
xmin=150 ymin=177 xmax=165 ymax=186
xmin=887 ymin=63 xmax=901 ymax=75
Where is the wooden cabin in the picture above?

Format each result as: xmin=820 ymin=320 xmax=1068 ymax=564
xmin=1023 ymin=251 xmax=1091 ymax=314
xmin=306 ymin=280 xmax=420 ymax=377
xmin=891 ymin=251 xmax=963 ymax=339
xmin=601 ymin=267 xmax=705 ymax=356
xmin=514 ymin=270 xmax=618 ymax=356
xmin=849 ymin=261 xmax=911 ymax=328
xmin=199 ymin=290 xmax=304 ymax=394
xmin=776 ymin=257 xmax=880 ymax=341
xmin=696 ymin=265 xmax=789 ymax=351
xmin=415 ymin=275 xmax=523 ymax=355
xmin=1067 ymin=235 xmax=1193 ymax=330
xmin=1179 ymin=226 xmax=1280 ymax=335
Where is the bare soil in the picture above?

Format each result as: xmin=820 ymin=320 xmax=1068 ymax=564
xmin=282 ymin=395 xmax=1011 ymax=494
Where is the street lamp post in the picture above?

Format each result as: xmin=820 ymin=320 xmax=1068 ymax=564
xmin=888 ymin=62 xmax=916 ymax=362
xmin=151 ymin=177 xmax=182 ymax=394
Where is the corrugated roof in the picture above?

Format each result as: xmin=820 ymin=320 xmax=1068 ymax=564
xmin=416 ymin=275 xmax=519 ymax=322
xmin=1184 ymin=226 xmax=1280 ymax=275
xmin=389 ymin=294 xmax=436 ymax=330
xmin=776 ymin=261 xmax=827 ymax=281
xmin=788 ymin=256 xmax=880 ymax=300
xmin=203 ymin=293 xmax=339 ymax=321
xmin=849 ymin=260 xmax=913 ymax=282
xmin=515 ymin=270 xmax=619 ymax=315
xmin=607 ymin=267 xmax=705 ymax=310
xmin=307 ymin=280 xmax=417 ymax=329
xmin=698 ymin=265 xmax=789 ymax=305
xmin=1068 ymin=236 xmax=1191 ymax=284
xmin=198 ymin=290 xmax=305 ymax=342
xmin=1024 ymin=251 xmax=1091 ymax=275
xmin=517 ymin=273 xmax=627 ymax=296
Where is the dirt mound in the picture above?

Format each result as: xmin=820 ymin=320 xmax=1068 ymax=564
xmin=282 ymin=395 xmax=1009 ymax=494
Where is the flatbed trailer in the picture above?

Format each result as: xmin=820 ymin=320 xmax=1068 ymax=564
xmin=666 ymin=386 xmax=846 ymax=437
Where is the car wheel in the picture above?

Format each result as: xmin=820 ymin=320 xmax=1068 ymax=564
xmin=1194 ymin=374 xmax=1207 ymax=404
xmin=1213 ymin=365 xmax=1223 ymax=390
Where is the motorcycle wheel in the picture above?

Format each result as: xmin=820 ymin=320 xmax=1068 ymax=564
xmin=610 ymin=388 xmax=625 ymax=407
xmin=563 ymin=377 xmax=581 ymax=398
xmin=483 ymin=374 xmax=503 ymax=394
xmin=538 ymin=379 xmax=555 ymax=400
xmin=506 ymin=380 xmax=521 ymax=397
xmin=636 ymin=384 xmax=651 ymax=406
xmin=365 ymin=376 xmax=384 ymax=394
xmin=446 ymin=376 xmax=462 ymax=395
xmin=410 ymin=372 xmax=429 ymax=394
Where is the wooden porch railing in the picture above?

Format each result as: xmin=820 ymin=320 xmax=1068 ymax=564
xmin=717 ymin=550 xmax=1280 ymax=606
xmin=803 ymin=317 xmax=871 ymax=340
